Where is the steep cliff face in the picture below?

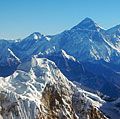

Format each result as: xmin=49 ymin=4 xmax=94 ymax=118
xmin=0 ymin=58 xmax=107 ymax=119
xmin=41 ymin=84 xmax=107 ymax=119
xmin=72 ymin=92 xmax=107 ymax=119
xmin=41 ymin=84 xmax=78 ymax=119
xmin=0 ymin=91 xmax=39 ymax=119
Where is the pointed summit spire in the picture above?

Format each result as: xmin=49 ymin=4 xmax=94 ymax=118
xmin=82 ymin=17 xmax=94 ymax=23
xmin=72 ymin=17 xmax=101 ymax=31
xmin=29 ymin=32 xmax=42 ymax=40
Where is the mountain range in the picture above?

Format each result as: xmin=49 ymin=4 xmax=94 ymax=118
xmin=0 ymin=18 xmax=120 ymax=119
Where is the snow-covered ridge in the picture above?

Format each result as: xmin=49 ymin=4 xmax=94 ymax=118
xmin=72 ymin=17 xmax=103 ymax=31
xmin=1 ymin=17 xmax=120 ymax=63
xmin=8 ymin=48 xmax=20 ymax=62
xmin=0 ymin=57 xmax=107 ymax=119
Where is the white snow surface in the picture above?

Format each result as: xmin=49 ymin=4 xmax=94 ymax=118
xmin=0 ymin=57 xmax=106 ymax=119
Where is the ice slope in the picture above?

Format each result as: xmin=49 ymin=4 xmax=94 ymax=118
xmin=12 ymin=32 xmax=52 ymax=61
xmin=47 ymin=18 xmax=120 ymax=63
xmin=0 ymin=40 xmax=20 ymax=77
xmin=0 ymin=57 xmax=107 ymax=119
xmin=39 ymin=50 xmax=120 ymax=98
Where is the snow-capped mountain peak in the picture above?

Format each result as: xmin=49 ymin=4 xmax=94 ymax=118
xmin=107 ymin=25 xmax=120 ymax=35
xmin=72 ymin=17 xmax=102 ymax=31
xmin=0 ymin=57 xmax=108 ymax=119
xmin=28 ymin=32 xmax=42 ymax=40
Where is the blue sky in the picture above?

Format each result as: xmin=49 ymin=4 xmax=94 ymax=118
xmin=0 ymin=0 xmax=120 ymax=39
